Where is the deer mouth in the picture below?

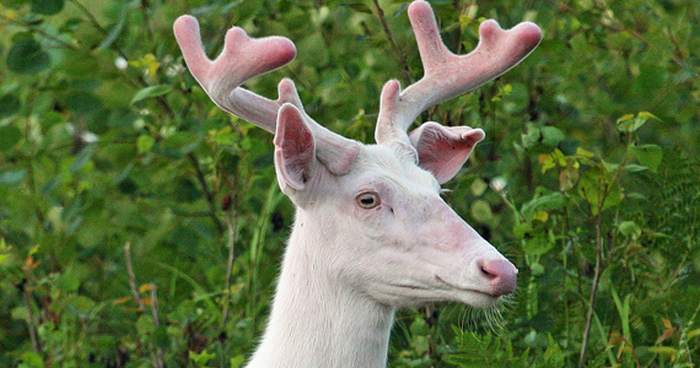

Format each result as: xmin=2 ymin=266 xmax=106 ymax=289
xmin=433 ymin=274 xmax=497 ymax=299
xmin=388 ymin=283 xmax=428 ymax=290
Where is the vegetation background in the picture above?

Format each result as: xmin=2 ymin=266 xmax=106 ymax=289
xmin=1 ymin=0 xmax=698 ymax=367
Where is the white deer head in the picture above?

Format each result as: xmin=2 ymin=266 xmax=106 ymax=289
xmin=174 ymin=1 xmax=541 ymax=366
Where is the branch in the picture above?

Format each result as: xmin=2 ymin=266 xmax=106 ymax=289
xmin=150 ymin=286 xmax=164 ymax=368
xmin=123 ymin=242 xmax=144 ymax=311
xmin=371 ymin=0 xmax=412 ymax=84
xmin=578 ymin=215 xmax=604 ymax=367
xmin=187 ymin=153 xmax=224 ymax=234
xmin=0 ymin=13 xmax=79 ymax=50
xmin=20 ymin=278 xmax=43 ymax=355
xmin=221 ymin=207 xmax=238 ymax=327
xmin=579 ymin=146 xmax=631 ymax=366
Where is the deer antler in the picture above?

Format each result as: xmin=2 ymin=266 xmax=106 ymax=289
xmin=173 ymin=15 xmax=304 ymax=132
xmin=375 ymin=0 xmax=543 ymax=147
xmin=173 ymin=15 xmax=360 ymax=175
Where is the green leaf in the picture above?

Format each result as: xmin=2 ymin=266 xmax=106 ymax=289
xmin=98 ymin=6 xmax=127 ymax=50
xmin=521 ymin=191 xmax=565 ymax=220
xmin=631 ymin=144 xmax=663 ymax=173
xmin=530 ymin=262 xmax=545 ymax=275
xmin=66 ymin=295 xmax=95 ymax=315
xmin=130 ymin=85 xmax=172 ymax=105
xmin=688 ymin=328 xmax=700 ymax=340
xmin=161 ymin=131 xmax=201 ymax=157
xmin=559 ymin=165 xmax=579 ymax=191
xmin=578 ymin=169 xmax=623 ymax=214
xmin=70 ymin=146 xmax=95 ymax=172
xmin=0 ymin=169 xmax=26 ymax=185
xmin=346 ymin=3 xmax=373 ymax=13
xmin=618 ymin=221 xmax=641 ymax=238
xmin=602 ymin=183 xmax=624 ymax=211
xmin=190 ymin=350 xmax=216 ymax=365
xmin=521 ymin=124 xmax=541 ymax=148
xmin=541 ymin=126 xmax=565 ymax=147
xmin=410 ymin=316 xmax=429 ymax=335
xmin=57 ymin=271 xmax=81 ymax=292
xmin=470 ymin=178 xmax=487 ymax=196
xmin=616 ymin=111 xmax=660 ymax=133
xmin=624 ymin=164 xmax=648 ymax=173
xmin=6 ymin=38 xmax=50 ymax=74
xmin=470 ymin=200 xmax=493 ymax=224
xmin=137 ymin=134 xmax=155 ymax=153
xmin=65 ymin=92 xmax=102 ymax=115
xmin=522 ymin=235 xmax=554 ymax=256
xmin=153 ymin=326 xmax=169 ymax=349
xmin=19 ymin=351 xmax=44 ymax=368
xmin=636 ymin=111 xmax=659 ymax=120
xmin=0 ymin=125 xmax=22 ymax=151
xmin=412 ymin=335 xmax=430 ymax=355
xmin=31 ymin=0 xmax=64 ymax=15
xmin=136 ymin=315 xmax=156 ymax=336
xmin=617 ymin=221 xmax=642 ymax=238
xmin=11 ymin=306 xmax=28 ymax=320
xmin=230 ymin=355 xmax=246 ymax=368
xmin=0 ymin=94 xmax=21 ymax=118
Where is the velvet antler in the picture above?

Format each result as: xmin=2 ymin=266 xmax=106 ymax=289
xmin=375 ymin=0 xmax=543 ymax=147
xmin=173 ymin=15 xmax=302 ymax=132
xmin=173 ymin=15 xmax=359 ymax=175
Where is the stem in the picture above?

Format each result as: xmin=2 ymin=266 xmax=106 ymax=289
xmin=21 ymin=278 xmax=43 ymax=355
xmin=221 ymin=208 xmax=238 ymax=327
xmin=69 ymin=0 xmax=132 ymax=60
xmin=123 ymin=242 xmax=144 ymax=311
xmin=188 ymin=153 xmax=224 ymax=234
xmin=0 ymin=13 xmax=79 ymax=50
xmin=371 ymin=0 xmax=413 ymax=84
xmin=578 ymin=215 xmax=603 ymax=367
xmin=150 ymin=286 xmax=164 ymax=368
xmin=579 ymin=132 xmax=633 ymax=366
xmin=70 ymin=0 xmax=107 ymax=33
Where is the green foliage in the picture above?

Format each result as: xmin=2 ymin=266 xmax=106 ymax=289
xmin=1 ymin=0 xmax=699 ymax=367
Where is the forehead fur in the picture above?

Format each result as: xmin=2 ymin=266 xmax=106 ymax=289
xmin=349 ymin=144 xmax=440 ymax=193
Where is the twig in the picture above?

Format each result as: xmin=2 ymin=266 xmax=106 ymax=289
xmin=70 ymin=0 xmax=108 ymax=33
xmin=371 ymin=0 xmax=413 ymax=84
xmin=69 ymin=0 xmax=132 ymax=60
xmin=579 ymin=135 xmax=632 ymax=367
xmin=578 ymin=215 xmax=604 ymax=367
xmin=221 ymin=207 xmax=238 ymax=326
xmin=150 ymin=286 xmax=164 ymax=368
xmin=0 ymin=13 xmax=79 ymax=50
xmin=20 ymin=279 xmax=43 ymax=355
xmin=187 ymin=153 xmax=224 ymax=234
xmin=123 ymin=242 xmax=144 ymax=311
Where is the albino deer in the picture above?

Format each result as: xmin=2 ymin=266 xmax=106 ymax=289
xmin=173 ymin=1 xmax=541 ymax=367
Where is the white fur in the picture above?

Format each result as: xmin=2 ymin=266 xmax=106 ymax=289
xmin=246 ymin=145 xmax=510 ymax=368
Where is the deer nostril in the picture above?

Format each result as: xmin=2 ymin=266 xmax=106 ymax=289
xmin=479 ymin=263 xmax=497 ymax=279
xmin=478 ymin=259 xmax=518 ymax=296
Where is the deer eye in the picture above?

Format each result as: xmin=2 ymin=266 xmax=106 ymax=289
xmin=356 ymin=192 xmax=380 ymax=209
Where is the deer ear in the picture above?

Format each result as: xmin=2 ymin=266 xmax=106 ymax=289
xmin=274 ymin=103 xmax=317 ymax=191
xmin=409 ymin=122 xmax=485 ymax=184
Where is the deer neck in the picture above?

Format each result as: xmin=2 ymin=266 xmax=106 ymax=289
xmin=246 ymin=209 xmax=395 ymax=368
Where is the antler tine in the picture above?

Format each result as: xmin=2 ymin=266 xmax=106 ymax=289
xmin=173 ymin=15 xmax=299 ymax=133
xmin=375 ymin=0 xmax=543 ymax=145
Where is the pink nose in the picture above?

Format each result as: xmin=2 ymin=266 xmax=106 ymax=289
xmin=479 ymin=259 xmax=518 ymax=296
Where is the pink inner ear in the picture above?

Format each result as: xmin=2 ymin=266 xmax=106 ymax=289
xmin=274 ymin=104 xmax=316 ymax=191
xmin=410 ymin=122 xmax=485 ymax=184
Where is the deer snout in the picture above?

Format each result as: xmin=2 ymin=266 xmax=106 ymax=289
xmin=478 ymin=259 xmax=518 ymax=296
